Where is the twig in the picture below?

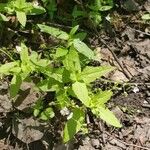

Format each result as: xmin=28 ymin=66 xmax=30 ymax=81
xmin=127 ymin=26 xmax=150 ymax=36
xmin=95 ymin=32 xmax=131 ymax=79
xmin=142 ymin=103 xmax=150 ymax=108
xmin=99 ymin=78 xmax=150 ymax=86
xmin=116 ymin=138 xmax=150 ymax=150
xmin=104 ymin=131 xmax=150 ymax=150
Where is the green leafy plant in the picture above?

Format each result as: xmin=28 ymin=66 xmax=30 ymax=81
xmin=0 ymin=0 xmax=46 ymax=26
xmin=41 ymin=0 xmax=57 ymax=20
xmin=0 ymin=24 xmax=121 ymax=143
xmin=72 ymin=0 xmax=114 ymax=26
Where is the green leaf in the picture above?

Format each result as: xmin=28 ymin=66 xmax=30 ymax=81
xmin=73 ymin=32 xmax=87 ymax=41
xmin=63 ymin=48 xmax=81 ymax=73
xmin=34 ymin=109 xmax=40 ymax=117
xmin=73 ymin=39 xmax=95 ymax=59
xmin=37 ymin=24 xmax=69 ymax=40
xmin=0 ymin=13 xmax=8 ymax=21
xmin=89 ymin=11 xmax=102 ymax=25
xmin=55 ymin=47 xmax=68 ymax=58
xmin=91 ymin=90 xmax=113 ymax=107
xmin=63 ymin=108 xmax=85 ymax=143
xmin=45 ymin=0 xmax=57 ymax=19
xmin=0 ymin=3 xmax=7 ymax=12
xmin=20 ymin=43 xmax=29 ymax=64
xmin=72 ymin=82 xmax=90 ymax=107
xmin=31 ymin=59 xmax=50 ymax=67
xmin=56 ymin=90 xmax=70 ymax=108
xmin=0 ymin=62 xmax=19 ymax=75
xmin=142 ymin=14 xmax=150 ymax=20
xmin=36 ymin=78 xmax=60 ymax=92
xmin=72 ymin=6 xmax=87 ymax=18
xmin=92 ymin=106 xmax=122 ymax=128
xmin=99 ymin=6 xmax=113 ymax=11
xmin=62 ymin=69 xmax=72 ymax=83
xmin=16 ymin=11 xmax=26 ymax=27
xmin=28 ymin=5 xmax=46 ymax=15
xmin=40 ymin=107 xmax=55 ymax=120
xmin=70 ymin=25 xmax=79 ymax=36
xmin=10 ymin=75 xmax=22 ymax=98
xmin=79 ymin=66 xmax=114 ymax=84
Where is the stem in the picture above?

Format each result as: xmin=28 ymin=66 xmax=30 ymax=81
xmin=0 ymin=48 xmax=15 ymax=61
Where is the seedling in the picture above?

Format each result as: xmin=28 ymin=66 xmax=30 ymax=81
xmin=0 ymin=25 xmax=122 ymax=143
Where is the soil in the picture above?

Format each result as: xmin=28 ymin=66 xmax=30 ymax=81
xmin=0 ymin=0 xmax=150 ymax=149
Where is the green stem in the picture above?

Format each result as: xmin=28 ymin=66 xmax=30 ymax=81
xmin=0 ymin=48 xmax=15 ymax=61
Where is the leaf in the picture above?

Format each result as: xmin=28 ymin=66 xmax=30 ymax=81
xmin=55 ymin=47 xmax=68 ymax=58
xmin=72 ymin=82 xmax=90 ymax=107
xmin=45 ymin=0 xmax=57 ymax=19
xmin=63 ymin=48 xmax=81 ymax=73
xmin=28 ymin=5 xmax=46 ymax=15
xmin=70 ymin=25 xmax=79 ymax=36
xmin=0 ymin=62 xmax=19 ymax=75
xmin=0 ymin=13 xmax=8 ymax=21
xmin=10 ymin=75 xmax=22 ymax=98
xmin=56 ymin=90 xmax=70 ymax=108
xmin=79 ymin=66 xmax=114 ymax=84
xmin=73 ymin=32 xmax=87 ymax=41
xmin=20 ymin=43 xmax=29 ymax=64
xmin=99 ymin=6 xmax=113 ymax=11
xmin=63 ymin=108 xmax=85 ymax=143
xmin=33 ymin=109 xmax=40 ymax=117
xmin=40 ymin=107 xmax=55 ymax=120
xmin=36 ymin=78 xmax=60 ymax=92
xmin=37 ymin=24 xmax=69 ymax=40
xmin=0 ymin=3 xmax=7 ymax=12
xmin=89 ymin=11 xmax=102 ymax=25
xmin=31 ymin=59 xmax=50 ymax=67
xmin=92 ymin=106 xmax=122 ymax=128
xmin=62 ymin=69 xmax=71 ymax=83
xmin=73 ymin=39 xmax=95 ymax=59
xmin=91 ymin=90 xmax=113 ymax=107
xmin=16 ymin=11 xmax=26 ymax=27
xmin=142 ymin=14 xmax=150 ymax=20
xmin=72 ymin=6 xmax=87 ymax=18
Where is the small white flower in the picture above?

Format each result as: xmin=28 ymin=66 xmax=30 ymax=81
xmin=133 ymin=86 xmax=139 ymax=93
xmin=105 ymin=14 xmax=111 ymax=22
xmin=60 ymin=107 xmax=70 ymax=116
xmin=16 ymin=46 xmax=21 ymax=52
xmin=33 ymin=1 xmax=39 ymax=7
xmin=67 ymin=112 xmax=73 ymax=120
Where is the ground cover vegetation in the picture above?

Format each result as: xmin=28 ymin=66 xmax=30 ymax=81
xmin=0 ymin=0 xmax=150 ymax=149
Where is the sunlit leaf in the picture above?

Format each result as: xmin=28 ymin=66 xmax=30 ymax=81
xmin=73 ymin=39 xmax=95 ymax=59
xmin=0 ymin=13 xmax=8 ymax=21
xmin=92 ymin=106 xmax=122 ymax=128
xmin=70 ymin=25 xmax=79 ymax=36
xmin=79 ymin=66 xmax=114 ymax=83
xmin=16 ymin=11 xmax=26 ymax=26
xmin=0 ymin=62 xmax=19 ymax=75
xmin=72 ymin=82 xmax=90 ymax=107
xmin=10 ymin=75 xmax=22 ymax=98
xmin=37 ymin=24 xmax=69 ymax=40
xmin=91 ymin=90 xmax=113 ymax=107
xmin=40 ymin=107 xmax=55 ymax=120
xmin=63 ymin=108 xmax=85 ymax=142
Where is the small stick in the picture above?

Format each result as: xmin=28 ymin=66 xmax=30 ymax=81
xmin=127 ymin=26 xmax=150 ymax=36
xmin=96 ymin=34 xmax=131 ymax=79
xmin=104 ymin=131 xmax=150 ymax=150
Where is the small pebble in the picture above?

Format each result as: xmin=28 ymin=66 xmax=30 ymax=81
xmin=91 ymin=139 xmax=100 ymax=149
